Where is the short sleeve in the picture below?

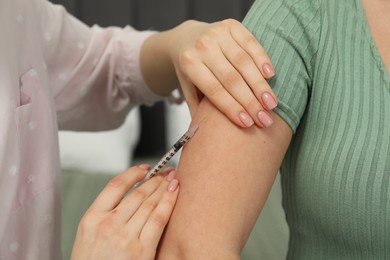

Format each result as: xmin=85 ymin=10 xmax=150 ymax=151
xmin=243 ymin=0 xmax=321 ymax=133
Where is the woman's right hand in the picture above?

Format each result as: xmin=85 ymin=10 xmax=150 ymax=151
xmin=141 ymin=19 xmax=277 ymax=128
xmin=168 ymin=19 xmax=277 ymax=128
xmin=70 ymin=165 xmax=179 ymax=260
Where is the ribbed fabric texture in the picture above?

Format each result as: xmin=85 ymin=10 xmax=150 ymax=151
xmin=243 ymin=0 xmax=390 ymax=259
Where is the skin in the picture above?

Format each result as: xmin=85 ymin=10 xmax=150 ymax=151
xmin=71 ymin=165 xmax=179 ymax=260
xmin=71 ymin=1 xmax=390 ymax=259
xmin=361 ymin=0 xmax=390 ymax=74
xmin=156 ymin=1 xmax=390 ymax=258
xmin=140 ymin=19 xmax=278 ymax=128
xmin=157 ymin=98 xmax=292 ymax=259
xmin=71 ymin=18 xmax=279 ymax=259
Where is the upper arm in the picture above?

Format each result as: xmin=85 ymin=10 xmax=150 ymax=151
xmin=157 ymin=97 xmax=292 ymax=259
xmin=157 ymin=0 xmax=320 ymax=257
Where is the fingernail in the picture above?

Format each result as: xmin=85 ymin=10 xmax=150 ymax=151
xmin=261 ymin=92 xmax=278 ymax=110
xmin=168 ymin=179 xmax=179 ymax=192
xmin=166 ymin=170 xmax=177 ymax=182
xmin=239 ymin=112 xmax=254 ymax=127
xmin=257 ymin=111 xmax=273 ymax=127
xmin=262 ymin=63 xmax=275 ymax=78
xmin=138 ymin=164 xmax=151 ymax=170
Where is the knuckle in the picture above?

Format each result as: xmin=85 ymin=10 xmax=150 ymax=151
xmin=224 ymin=105 xmax=239 ymax=119
xmin=107 ymin=175 xmax=125 ymax=188
xmin=245 ymin=33 xmax=259 ymax=46
xmin=232 ymin=51 xmax=251 ymax=67
xmin=252 ymin=48 xmax=268 ymax=63
xmin=179 ymin=49 xmax=196 ymax=68
xmin=132 ymin=188 xmax=148 ymax=201
xmin=149 ymin=212 xmax=169 ymax=228
xmin=246 ymin=98 xmax=262 ymax=112
xmin=249 ymin=40 xmax=269 ymax=61
xmin=142 ymin=200 xmax=159 ymax=212
xmin=195 ymin=35 xmax=212 ymax=52
xmin=205 ymin=83 xmax=223 ymax=97
xmin=222 ymin=71 xmax=242 ymax=86
xmin=254 ymin=78 xmax=270 ymax=92
xmin=221 ymin=18 xmax=236 ymax=28
xmin=78 ymin=211 xmax=96 ymax=232
xmin=217 ymin=99 xmax=240 ymax=116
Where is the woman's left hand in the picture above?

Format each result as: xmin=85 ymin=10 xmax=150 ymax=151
xmin=70 ymin=165 xmax=179 ymax=260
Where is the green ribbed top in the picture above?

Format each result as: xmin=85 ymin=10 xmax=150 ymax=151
xmin=243 ymin=0 xmax=390 ymax=259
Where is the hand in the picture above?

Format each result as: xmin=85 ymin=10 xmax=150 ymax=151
xmin=169 ymin=19 xmax=277 ymax=128
xmin=70 ymin=165 xmax=179 ymax=260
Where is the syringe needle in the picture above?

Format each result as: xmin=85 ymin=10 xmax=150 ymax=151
xmin=133 ymin=124 xmax=199 ymax=188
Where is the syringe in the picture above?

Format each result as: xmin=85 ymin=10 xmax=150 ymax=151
xmin=133 ymin=125 xmax=199 ymax=188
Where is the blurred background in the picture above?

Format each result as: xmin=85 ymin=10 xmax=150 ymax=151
xmin=50 ymin=0 xmax=289 ymax=259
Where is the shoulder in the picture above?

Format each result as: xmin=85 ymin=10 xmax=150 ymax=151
xmin=244 ymin=0 xmax=321 ymax=39
xmin=243 ymin=0 xmax=323 ymax=80
xmin=244 ymin=0 xmax=322 ymax=61
xmin=242 ymin=0 xmax=324 ymax=132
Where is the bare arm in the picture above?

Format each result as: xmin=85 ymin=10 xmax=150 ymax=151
xmin=157 ymin=97 xmax=292 ymax=259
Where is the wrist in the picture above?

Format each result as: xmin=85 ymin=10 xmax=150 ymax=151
xmin=139 ymin=30 xmax=178 ymax=96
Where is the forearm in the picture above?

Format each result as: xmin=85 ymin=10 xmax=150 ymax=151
xmin=139 ymin=26 xmax=180 ymax=96
xmin=157 ymin=98 xmax=292 ymax=259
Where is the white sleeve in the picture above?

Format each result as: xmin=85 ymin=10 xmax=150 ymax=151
xmin=35 ymin=0 xmax=163 ymax=131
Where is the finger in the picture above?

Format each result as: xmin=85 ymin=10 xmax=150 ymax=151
xmin=227 ymin=19 xmax=276 ymax=80
xmin=113 ymin=173 xmax=169 ymax=224
xmin=89 ymin=165 xmax=149 ymax=212
xmin=204 ymin=21 xmax=277 ymax=128
xmin=210 ymin=41 xmax=276 ymax=128
xmin=228 ymin=21 xmax=279 ymax=111
xmin=125 ymin=174 xmax=172 ymax=236
xmin=201 ymin=47 xmax=274 ymax=128
xmin=217 ymin=34 xmax=278 ymax=112
xmin=139 ymin=179 xmax=179 ymax=246
xmin=180 ymin=58 xmax=253 ymax=128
